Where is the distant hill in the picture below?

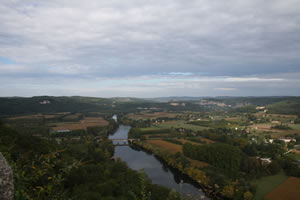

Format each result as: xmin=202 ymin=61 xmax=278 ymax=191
xmin=148 ymin=96 xmax=207 ymax=102
xmin=0 ymin=96 xmax=115 ymax=116
xmin=267 ymin=97 xmax=300 ymax=115
xmin=203 ymin=96 xmax=296 ymax=106
xmin=0 ymin=96 xmax=299 ymax=116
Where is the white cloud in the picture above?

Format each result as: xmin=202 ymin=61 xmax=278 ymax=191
xmin=224 ymin=77 xmax=284 ymax=82
xmin=214 ymin=88 xmax=238 ymax=91
xmin=0 ymin=0 xmax=299 ymax=96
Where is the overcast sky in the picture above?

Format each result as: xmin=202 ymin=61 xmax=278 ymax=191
xmin=0 ymin=0 xmax=300 ymax=97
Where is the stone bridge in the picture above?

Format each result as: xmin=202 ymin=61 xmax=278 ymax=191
xmin=110 ymin=138 xmax=137 ymax=146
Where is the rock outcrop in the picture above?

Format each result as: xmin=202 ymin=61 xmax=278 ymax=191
xmin=0 ymin=153 xmax=14 ymax=200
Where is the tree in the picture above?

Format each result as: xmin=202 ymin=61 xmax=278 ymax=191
xmin=243 ymin=191 xmax=253 ymax=200
xmin=267 ymin=161 xmax=281 ymax=175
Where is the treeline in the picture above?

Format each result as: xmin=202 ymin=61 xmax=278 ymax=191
xmin=137 ymin=141 xmax=255 ymax=200
xmin=128 ymin=128 xmax=171 ymax=139
xmin=183 ymin=143 xmax=241 ymax=176
xmin=0 ymin=96 xmax=115 ymax=116
xmin=188 ymin=119 xmax=243 ymax=128
xmin=163 ymin=138 xmax=183 ymax=145
xmin=267 ymin=98 xmax=300 ymax=115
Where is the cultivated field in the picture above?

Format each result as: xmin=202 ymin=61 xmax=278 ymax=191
xmin=145 ymin=139 xmax=209 ymax=168
xmin=63 ymin=113 xmax=82 ymax=120
xmin=153 ymin=120 xmax=208 ymax=131
xmin=178 ymin=138 xmax=202 ymax=145
xmin=250 ymin=122 xmax=300 ymax=138
xmin=146 ymin=139 xmax=182 ymax=153
xmin=8 ymin=114 xmax=59 ymax=120
xmin=264 ymin=177 xmax=300 ymax=200
xmin=253 ymin=172 xmax=288 ymax=200
xmin=52 ymin=117 xmax=109 ymax=131
xmin=127 ymin=112 xmax=180 ymax=120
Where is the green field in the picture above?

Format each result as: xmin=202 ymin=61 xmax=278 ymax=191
xmin=139 ymin=127 xmax=164 ymax=132
xmin=152 ymin=120 xmax=208 ymax=131
xmin=254 ymin=172 xmax=288 ymax=200
xmin=290 ymin=124 xmax=300 ymax=130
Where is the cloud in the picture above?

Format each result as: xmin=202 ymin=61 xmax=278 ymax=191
xmin=0 ymin=72 xmax=299 ymax=97
xmin=168 ymin=72 xmax=193 ymax=76
xmin=214 ymin=88 xmax=238 ymax=91
xmin=0 ymin=0 xmax=299 ymax=96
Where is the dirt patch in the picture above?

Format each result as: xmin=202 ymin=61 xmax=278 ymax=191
xmin=264 ymin=177 xmax=300 ymax=200
xmin=147 ymin=140 xmax=182 ymax=153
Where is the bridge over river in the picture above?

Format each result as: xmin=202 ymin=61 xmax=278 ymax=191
xmin=110 ymin=138 xmax=137 ymax=146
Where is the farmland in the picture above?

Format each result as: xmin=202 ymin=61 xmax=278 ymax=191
xmin=153 ymin=120 xmax=208 ymax=131
xmin=51 ymin=117 xmax=109 ymax=131
xmin=146 ymin=139 xmax=182 ymax=153
xmin=1 ymin=96 xmax=300 ymax=200
xmin=127 ymin=112 xmax=181 ymax=120
xmin=3 ymin=112 xmax=110 ymax=134
xmin=264 ymin=177 xmax=300 ymax=200
xmin=253 ymin=172 xmax=288 ymax=200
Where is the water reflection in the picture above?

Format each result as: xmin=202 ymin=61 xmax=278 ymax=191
xmin=109 ymin=125 xmax=208 ymax=199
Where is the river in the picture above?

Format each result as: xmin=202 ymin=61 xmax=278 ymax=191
xmin=109 ymin=120 xmax=208 ymax=199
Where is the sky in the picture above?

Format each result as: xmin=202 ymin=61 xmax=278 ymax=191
xmin=0 ymin=0 xmax=300 ymax=98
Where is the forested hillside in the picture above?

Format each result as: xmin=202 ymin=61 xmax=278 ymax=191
xmin=0 ymin=121 xmax=181 ymax=200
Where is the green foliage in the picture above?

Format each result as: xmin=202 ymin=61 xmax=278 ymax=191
xmin=128 ymin=128 xmax=171 ymax=139
xmin=272 ymin=124 xmax=292 ymax=130
xmin=183 ymin=143 xmax=242 ymax=175
xmin=188 ymin=119 xmax=235 ymax=128
xmin=253 ymin=172 xmax=288 ymax=200
xmin=0 ymin=122 xmax=177 ymax=200
xmin=267 ymin=98 xmax=300 ymax=115
xmin=163 ymin=138 xmax=183 ymax=145
xmin=235 ymin=105 xmax=257 ymax=113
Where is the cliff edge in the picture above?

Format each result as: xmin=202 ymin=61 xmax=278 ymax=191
xmin=0 ymin=153 xmax=14 ymax=200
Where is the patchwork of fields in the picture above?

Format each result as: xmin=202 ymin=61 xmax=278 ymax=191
xmin=52 ymin=117 xmax=109 ymax=131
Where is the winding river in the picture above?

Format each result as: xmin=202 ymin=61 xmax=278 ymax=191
xmin=109 ymin=116 xmax=208 ymax=199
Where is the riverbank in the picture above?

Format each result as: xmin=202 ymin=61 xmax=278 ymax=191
xmin=110 ymin=125 xmax=209 ymax=198
xmin=131 ymin=141 xmax=223 ymax=200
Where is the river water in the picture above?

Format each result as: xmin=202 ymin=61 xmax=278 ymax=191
xmin=109 ymin=122 xmax=208 ymax=199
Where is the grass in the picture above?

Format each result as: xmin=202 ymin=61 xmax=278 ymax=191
xmin=139 ymin=127 xmax=164 ymax=131
xmin=290 ymin=124 xmax=300 ymax=130
xmin=253 ymin=172 xmax=288 ymax=200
